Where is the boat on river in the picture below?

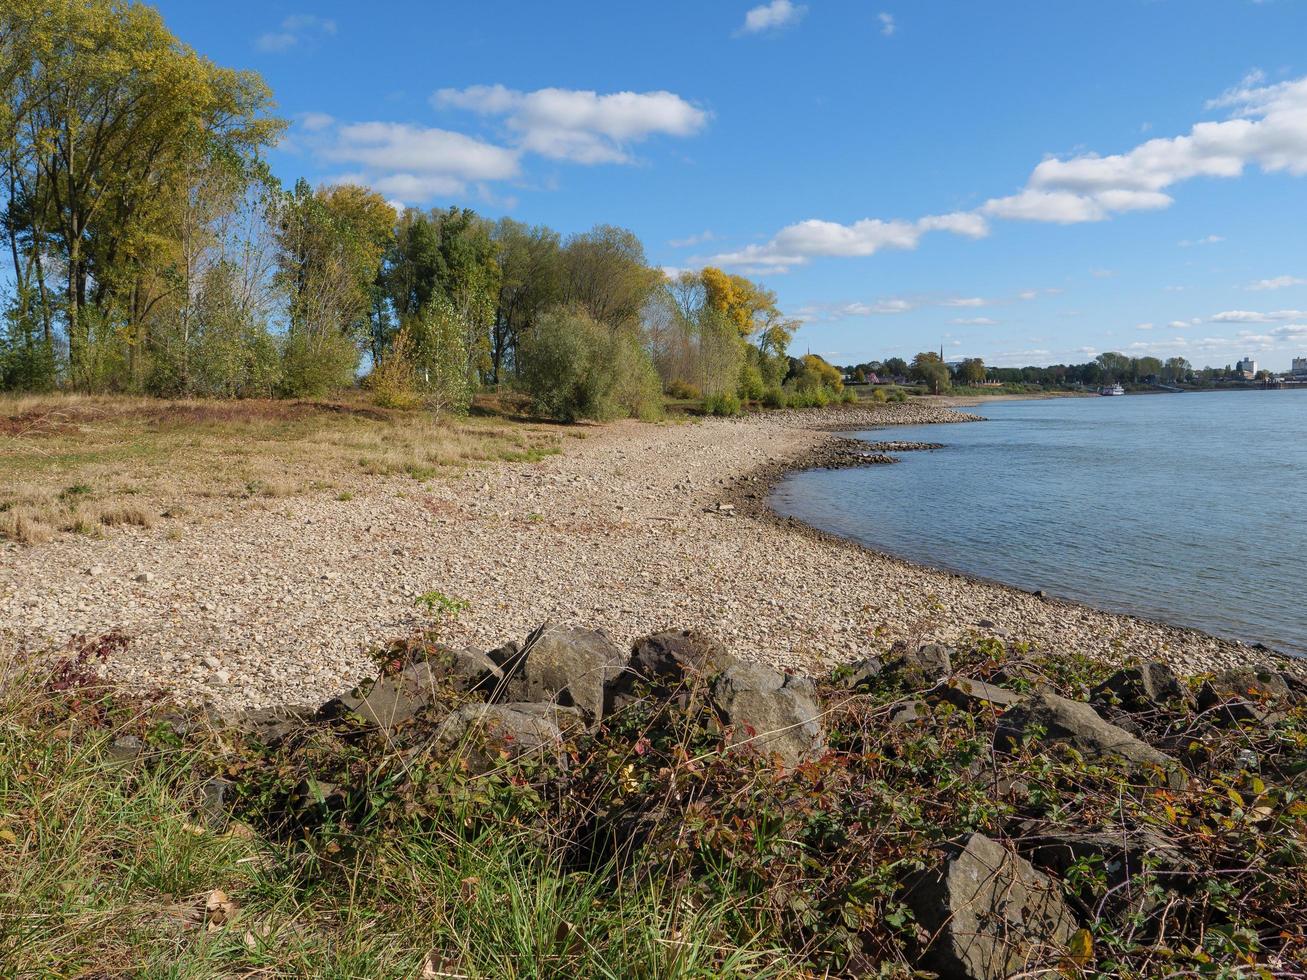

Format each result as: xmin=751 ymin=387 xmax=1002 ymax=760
xmin=1099 ymin=383 xmax=1126 ymax=396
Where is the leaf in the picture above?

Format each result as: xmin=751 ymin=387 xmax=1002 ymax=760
xmin=1068 ymin=927 xmax=1094 ymax=965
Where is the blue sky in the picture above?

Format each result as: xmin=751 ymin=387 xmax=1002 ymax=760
xmin=156 ymin=0 xmax=1307 ymax=370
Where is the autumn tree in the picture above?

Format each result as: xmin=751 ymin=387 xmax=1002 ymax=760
xmin=910 ymin=351 xmax=951 ymax=393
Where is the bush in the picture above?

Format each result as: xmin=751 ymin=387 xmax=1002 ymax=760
xmin=367 ymin=327 xmax=423 ymax=409
xmin=409 ymin=297 xmax=474 ymax=416
xmin=888 ymin=387 xmax=908 ymax=403
xmin=839 ymin=388 xmax=857 ymax=404
xmin=761 ymin=387 xmax=787 ymax=409
xmin=519 ymin=307 xmax=663 ymax=422
xmin=703 ymin=391 xmax=741 ymax=416
xmin=280 ymin=327 xmax=359 ymax=397
xmin=664 ymin=378 xmax=701 ymax=400
xmin=870 ymin=387 xmax=888 ymax=404
xmin=737 ymin=360 xmax=765 ymax=402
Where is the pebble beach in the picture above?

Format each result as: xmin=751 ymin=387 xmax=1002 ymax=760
xmin=1 ymin=400 xmax=1262 ymax=710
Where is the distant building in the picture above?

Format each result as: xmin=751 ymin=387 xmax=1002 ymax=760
xmin=1293 ymin=356 xmax=1307 ymax=379
xmin=1236 ymin=356 xmax=1257 ymax=380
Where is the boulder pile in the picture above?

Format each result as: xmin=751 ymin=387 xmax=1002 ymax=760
xmin=209 ymin=627 xmax=1306 ymax=979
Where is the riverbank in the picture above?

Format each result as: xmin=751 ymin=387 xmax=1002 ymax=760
xmin=1 ymin=399 xmax=1264 ymax=712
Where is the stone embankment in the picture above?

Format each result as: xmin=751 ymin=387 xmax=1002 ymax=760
xmin=189 ymin=623 xmax=1307 ymax=979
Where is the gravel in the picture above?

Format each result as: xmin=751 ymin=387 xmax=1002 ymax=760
xmin=0 ymin=401 xmax=1268 ymax=711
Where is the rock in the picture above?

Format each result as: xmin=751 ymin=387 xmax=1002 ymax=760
xmin=882 ymin=643 xmax=953 ymax=690
xmin=318 ymin=662 xmax=444 ymax=732
xmin=1092 ymin=662 xmax=1195 ymax=713
xmin=518 ymin=623 xmax=628 ymax=722
xmin=835 ymin=656 xmax=885 ymax=692
xmin=431 ymin=645 xmax=504 ymax=699
xmin=904 ymin=832 xmax=1077 ymax=980
xmin=134 ymin=572 xmax=154 ymax=583
xmin=627 ymin=630 xmax=734 ymax=681
xmin=933 ymin=676 xmax=1024 ymax=711
xmin=1197 ymin=666 xmax=1292 ymax=725
xmin=86 ymin=565 xmax=105 ymax=577
xmin=198 ymin=776 xmax=234 ymax=830
xmin=434 ymin=702 xmax=584 ymax=774
xmin=106 ymin=734 xmax=144 ymax=764
xmin=606 ymin=630 xmax=733 ymax=709
xmin=887 ymin=699 xmax=927 ymax=725
xmin=995 ymin=688 xmax=1189 ymax=790
xmin=1015 ymin=820 xmax=1194 ymax=903
xmin=712 ymin=662 xmax=826 ymax=767
xmin=213 ymin=704 xmax=315 ymax=743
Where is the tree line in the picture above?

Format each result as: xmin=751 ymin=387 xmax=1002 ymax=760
xmin=839 ymin=351 xmax=1207 ymax=391
xmin=1 ymin=1 xmax=850 ymax=420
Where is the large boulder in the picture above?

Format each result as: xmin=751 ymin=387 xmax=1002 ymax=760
xmin=434 ymin=702 xmax=584 ymax=774
xmin=1092 ymin=662 xmax=1194 ymax=714
xmin=606 ymin=630 xmax=733 ymax=709
xmin=430 ymin=645 xmax=505 ymax=698
xmin=904 ymin=832 xmax=1077 ymax=980
xmin=318 ymin=662 xmax=445 ymax=733
xmin=883 ymin=643 xmax=953 ymax=690
xmin=712 ymin=663 xmax=826 ymax=767
xmin=995 ymin=688 xmax=1189 ymax=789
xmin=1198 ymin=666 xmax=1293 ymax=726
xmin=1015 ymin=819 xmax=1194 ymax=907
xmin=518 ymin=623 xmax=629 ymax=722
xmin=932 ymin=676 xmax=1024 ymax=712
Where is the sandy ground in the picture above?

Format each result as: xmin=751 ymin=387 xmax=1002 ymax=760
xmin=1 ymin=400 xmax=1260 ymax=710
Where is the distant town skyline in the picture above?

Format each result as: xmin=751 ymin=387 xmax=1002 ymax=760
xmin=154 ymin=0 xmax=1307 ymax=370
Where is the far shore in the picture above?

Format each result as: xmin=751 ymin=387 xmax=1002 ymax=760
xmin=0 ymin=399 xmax=1283 ymax=711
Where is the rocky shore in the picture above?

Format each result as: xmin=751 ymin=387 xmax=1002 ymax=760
xmin=0 ymin=399 xmax=1279 ymax=711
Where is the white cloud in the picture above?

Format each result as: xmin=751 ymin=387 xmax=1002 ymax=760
xmin=1018 ymin=290 xmax=1039 ymax=301
xmin=792 ymin=298 xmax=915 ymax=322
xmin=256 ymin=14 xmax=336 ymax=52
xmin=433 ymin=85 xmax=708 ymax=164
xmin=709 ymin=72 xmax=1307 ymax=273
xmin=706 ymin=212 xmax=988 ymax=272
xmin=878 ymin=12 xmax=896 ymax=36
xmin=299 ymin=112 xmax=335 ymax=132
xmin=319 ymin=122 xmax=520 ymax=203
xmin=1179 ymin=234 xmax=1225 ymax=246
xmin=1247 ymin=275 xmax=1306 ymax=290
xmin=952 ymin=317 xmax=998 ymax=326
xmin=669 ymin=230 xmax=715 ymax=248
xmin=985 ymin=73 xmax=1307 ymax=223
xmin=942 ymin=296 xmax=988 ymax=307
xmin=1210 ymin=309 xmax=1307 ymax=322
xmin=1136 ymin=322 xmax=1155 ymax=330
xmin=739 ymin=0 xmax=807 ymax=34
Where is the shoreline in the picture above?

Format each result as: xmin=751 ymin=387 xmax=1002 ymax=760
xmin=735 ymin=401 xmax=1301 ymax=666
xmin=1 ymin=399 xmax=1288 ymax=712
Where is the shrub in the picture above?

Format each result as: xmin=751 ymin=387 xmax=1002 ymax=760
xmin=664 ymin=379 xmax=701 ymax=400
xmin=761 ymin=387 xmax=787 ymax=409
xmin=839 ymin=388 xmax=857 ymax=404
xmin=703 ymin=391 xmax=741 ymax=416
xmin=409 ymin=297 xmax=474 ymax=416
xmin=367 ymin=327 xmax=423 ymax=409
xmin=737 ymin=360 xmax=765 ymax=402
xmin=280 ymin=327 xmax=359 ymax=397
xmin=871 ymin=387 xmax=888 ymax=404
xmin=519 ymin=307 xmax=663 ymax=422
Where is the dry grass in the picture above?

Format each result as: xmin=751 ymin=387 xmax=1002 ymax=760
xmin=0 ymin=392 xmax=561 ymax=546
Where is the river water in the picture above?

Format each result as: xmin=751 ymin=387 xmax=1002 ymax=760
xmin=771 ymin=390 xmax=1307 ymax=655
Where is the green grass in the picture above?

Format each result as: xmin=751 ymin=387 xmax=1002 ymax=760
xmin=0 ymin=660 xmax=791 ymax=978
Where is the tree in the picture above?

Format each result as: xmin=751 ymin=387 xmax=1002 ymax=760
xmin=910 ymin=351 xmax=951 ymax=393
xmin=560 ymin=225 xmax=659 ymax=331
xmin=519 ymin=306 xmax=661 ymax=422
xmin=276 ymin=180 xmax=393 ymax=395
xmin=883 ymin=356 xmax=908 ymax=377
xmin=958 ymin=357 xmax=986 ymax=385
xmin=409 ymin=296 xmax=473 ymax=416
xmin=4 ymin=0 xmax=281 ymax=384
